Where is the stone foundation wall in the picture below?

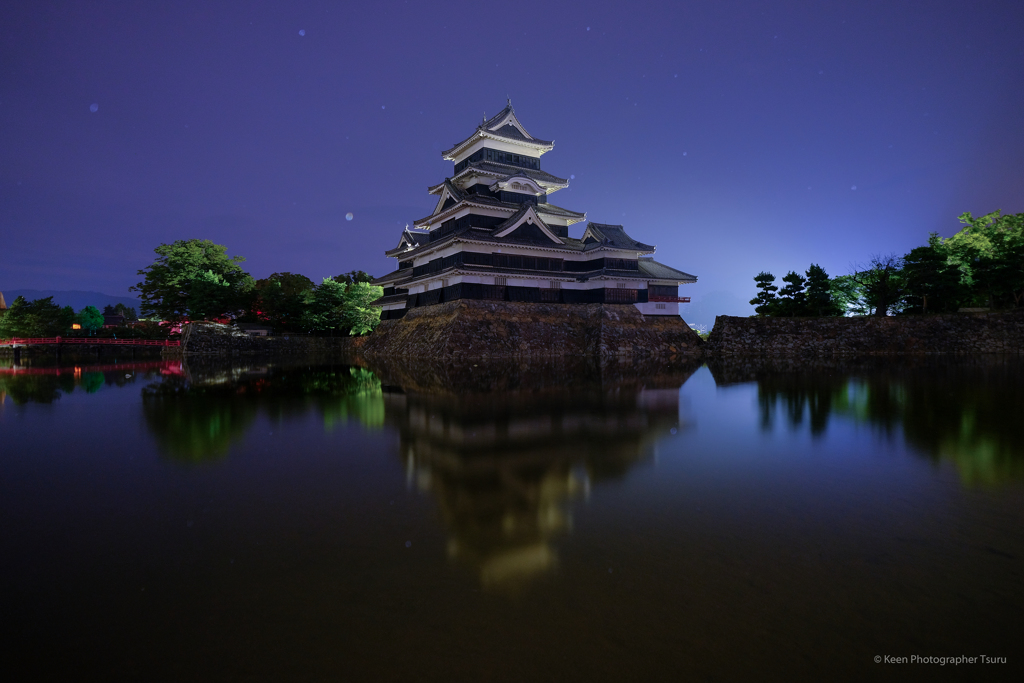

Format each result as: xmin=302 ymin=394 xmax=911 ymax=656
xmin=359 ymin=300 xmax=703 ymax=359
xmin=174 ymin=310 xmax=1023 ymax=360
xmin=704 ymin=310 xmax=1024 ymax=356
xmin=181 ymin=322 xmax=362 ymax=357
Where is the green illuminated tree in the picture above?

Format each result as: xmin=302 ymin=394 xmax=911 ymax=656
xmin=829 ymin=275 xmax=866 ymax=315
xmin=300 ymin=277 xmax=349 ymax=333
xmin=300 ymin=278 xmax=383 ymax=335
xmin=76 ymin=306 xmax=104 ymax=335
xmin=342 ymin=282 xmax=384 ymax=335
xmin=131 ymin=239 xmax=254 ymax=321
xmin=942 ymin=211 xmax=1024 ymax=308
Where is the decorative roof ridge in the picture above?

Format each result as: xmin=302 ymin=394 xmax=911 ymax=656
xmin=414 ymin=195 xmax=585 ymax=227
xmin=494 ymin=171 xmax=543 ymax=181
xmin=488 ymin=174 xmax=546 ymax=195
xmin=490 ymin=203 xmax=533 ymax=231
xmin=480 ymin=103 xmax=515 ymax=132
xmin=387 ymin=228 xmax=593 ymax=262
xmin=463 ymin=161 xmax=568 ymax=184
xmin=492 ymin=205 xmax=565 ymax=244
xmin=442 ymin=131 xmax=554 ymax=158
xmin=426 ymin=178 xmax=467 ymax=219
xmin=539 ymin=201 xmax=587 ymax=218
xmin=484 ymin=128 xmax=553 ymax=147
xmin=442 ymin=104 xmax=554 ymax=158
xmin=442 ymin=177 xmax=464 ymax=201
xmin=413 ymin=195 xmax=514 ymax=227
xmin=478 ymin=102 xmax=548 ymax=142
xmin=384 ymin=226 xmax=432 ymax=255
xmin=428 ymin=162 xmax=569 ymax=193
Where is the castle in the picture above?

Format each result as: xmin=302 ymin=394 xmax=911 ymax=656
xmin=371 ymin=103 xmax=696 ymax=319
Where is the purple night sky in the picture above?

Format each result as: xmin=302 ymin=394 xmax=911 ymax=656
xmin=2 ymin=1 xmax=1022 ymax=327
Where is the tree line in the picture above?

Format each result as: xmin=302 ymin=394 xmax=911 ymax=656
xmin=1 ymin=239 xmax=384 ymax=338
xmin=0 ymin=298 xmax=150 ymax=339
xmin=130 ymin=239 xmax=383 ymax=334
xmin=750 ymin=211 xmax=1024 ymax=317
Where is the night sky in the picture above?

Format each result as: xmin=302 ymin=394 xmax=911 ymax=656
xmin=3 ymin=1 xmax=1022 ymax=327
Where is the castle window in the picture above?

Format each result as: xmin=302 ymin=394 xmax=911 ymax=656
xmin=606 ymin=287 xmax=638 ymax=303
xmin=548 ymin=281 xmax=561 ymax=289
xmin=494 ymin=276 xmax=507 ymax=286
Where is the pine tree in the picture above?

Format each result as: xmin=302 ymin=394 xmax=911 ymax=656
xmin=778 ymin=271 xmax=807 ymax=316
xmin=749 ymin=271 xmax=779 ymax=316
xmin=804 ymin=264 xmax=838 ymax=316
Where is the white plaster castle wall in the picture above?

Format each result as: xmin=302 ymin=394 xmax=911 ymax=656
xmin=635 ymin=301 xmax=681 ymax=316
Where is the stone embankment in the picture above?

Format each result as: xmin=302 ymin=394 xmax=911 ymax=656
xmin=703 ymin=309 xmax=1024 ymax=357
xmin=181 ymin=322 xmax=361 ymax=357
xmin=357 ymin=300 xmax=703 ymax=360
xmin=179 ymin=308 xmax=1021 ymax=361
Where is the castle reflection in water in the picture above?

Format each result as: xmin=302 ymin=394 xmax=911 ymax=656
xmin=379 ymin=364 xmax=694 ymax=587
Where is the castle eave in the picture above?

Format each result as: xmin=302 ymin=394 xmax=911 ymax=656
xmin=442 ymin=131 xmax=554 ymax=160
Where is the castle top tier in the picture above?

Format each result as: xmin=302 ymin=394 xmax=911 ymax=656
xmin=442 ymin=101 xmax=554 ymax=167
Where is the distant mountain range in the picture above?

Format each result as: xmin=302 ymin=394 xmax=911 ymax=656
xmin=682 ymin=291 xmax=752 ymax=332
xmin=0 ymin=289 xmax=142 ymax=312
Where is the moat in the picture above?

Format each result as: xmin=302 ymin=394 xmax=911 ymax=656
xmin=1 ymin=355 xmax=1021 ymax=680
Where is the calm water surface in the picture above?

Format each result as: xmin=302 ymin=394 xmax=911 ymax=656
xmin=1 ymin=355 xmax=1022 ymax=681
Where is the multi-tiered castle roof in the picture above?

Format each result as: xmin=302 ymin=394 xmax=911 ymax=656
xmin=371 ymin=103 xmax=696 ymax=319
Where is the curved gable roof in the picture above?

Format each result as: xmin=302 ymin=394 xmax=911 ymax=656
xmin=492 ymin=204 xmax=564 ymax=244
xmin=443 ymin=104 xmax=554 ymax=159
xmin=582 ymin=223 xmax=655 ymax=253
xmin=638 ymin=258 xmax=697 ymax=283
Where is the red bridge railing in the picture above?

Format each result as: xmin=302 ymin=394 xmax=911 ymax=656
xmin=0 ymin=337 xmax=181 ymax=347
xmin=0 ymin=360 xmax=184 ymax=376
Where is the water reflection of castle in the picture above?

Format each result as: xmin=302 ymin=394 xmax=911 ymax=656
xmin=383 ymin=385 xmax=688 ymax=588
